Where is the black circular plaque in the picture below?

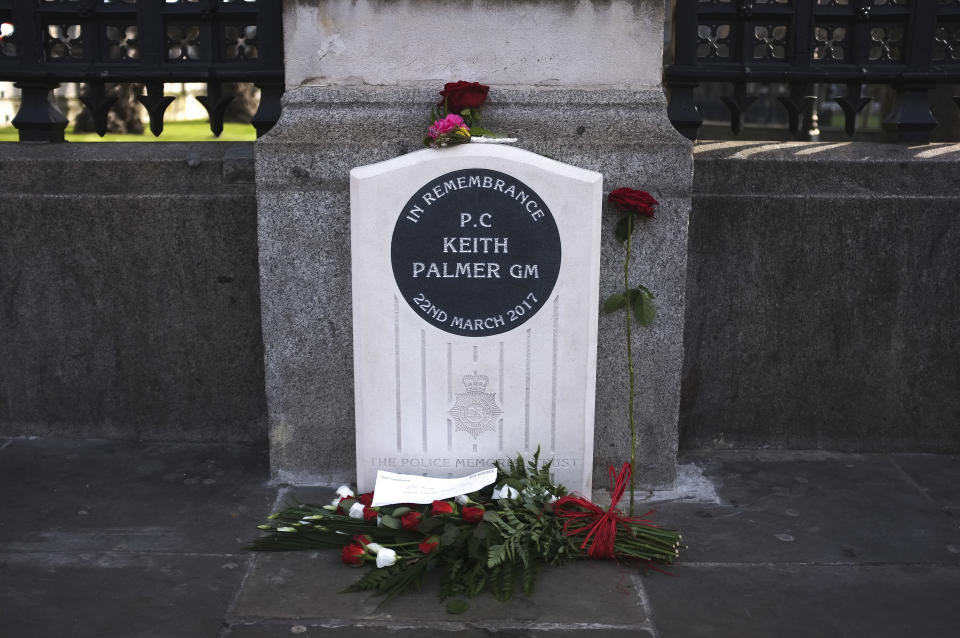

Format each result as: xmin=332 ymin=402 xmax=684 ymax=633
xmin=391 ymin=168 xmax=561 ymax=337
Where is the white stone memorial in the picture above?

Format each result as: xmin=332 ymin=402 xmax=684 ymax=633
xmin=351 ymin=144 xmax=602 ymax=494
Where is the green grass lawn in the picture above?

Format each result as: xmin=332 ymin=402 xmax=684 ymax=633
xmin=0 ymin=119 xmax=256 ymax=142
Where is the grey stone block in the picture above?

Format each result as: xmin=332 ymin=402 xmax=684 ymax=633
xmin=0 ymin=144 xmax=267 ymax=442
xmin=256 ymin=85 xmax=692 ymax=489
xmin=683 ymin=142 xmax=960 ymax=453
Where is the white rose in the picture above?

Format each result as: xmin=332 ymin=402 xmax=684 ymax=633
xmin=492 ymin=485 xmax=519 ymax=500
xmin=375 ymin=547 xmax=397 ymax=568
xmin=336 ymin=486 xmax=355 ymax=499
xmin=348 ymin=502 xmax=366 ymax=519
xmin=455 ymin=494 xmax=470 ymax=505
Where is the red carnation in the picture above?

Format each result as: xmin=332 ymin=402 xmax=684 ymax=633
xmin=400 ymin=511 xmax=423 ymax=530
xmin=362 ymin=506 xmax=378 ymax=522
xmin=431 ymin=500 xmax=455 ymax=516
xmin=418 ymin=536 xmax=440 ymax=554
xmin=358 ymin=492 xmax=374 ymax=506
xmin=608 ymin=188 xmax=658 ymax=218
xmin=461 ymin=505 xmax=484 ymax=524
xmin=439 ymin=81 xmax=489 ymax=114
xmin=341 ymin=543 xmax=366 ymax=566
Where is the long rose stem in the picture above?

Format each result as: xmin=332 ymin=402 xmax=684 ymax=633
xmin=623 ymin=213 xmax=636 ymax=515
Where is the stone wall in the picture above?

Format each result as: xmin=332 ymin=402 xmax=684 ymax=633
xmin=682 ymin=141 xmax=960 ymax=453
xmin=0 ymin=143 xmax=267 ymax=443
xmin=2 ymin=139 xmax=956 ymax=458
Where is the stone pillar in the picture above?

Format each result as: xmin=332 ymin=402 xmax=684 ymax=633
xmin=256 ymin=0 xmax=692 ymax=490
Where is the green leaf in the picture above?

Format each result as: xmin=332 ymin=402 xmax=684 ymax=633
xmin=469 ymin=126 xmax=498 ymax=137
xmin=473 ymin=523 xmax=488 ymax=539
xmin=440 ymin=523 xmax=460 ymax=546
xmin=482 ymin=510 xmax=501 ymax=523
xmin=446 ymin=599 xmax=470 ymax=615
xmin=629 ymin=287 xmax=656 ymax=326
xmin=603 ymin=294 xmax=626 ymax=314
xmin=418 ymin=516 xmax=443 ymax=533
xmin=391 ymin=506 xmax=411 ymax=517
xmin=379 ymin=515 xmax=401 ymax=529
xmin=614 ymin=213 xmax=634 ymax=244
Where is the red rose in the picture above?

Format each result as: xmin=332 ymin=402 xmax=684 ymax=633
xmin=431 ymin=500 xmax=455 ymax=516
xmin=418 ymin=536 xmax=440 ymax=554
xmin=461 ymin=506 xmax=484 ymax=524
xmin=358 ymin=492 xmax=374 ymax=506
xmin=608 ymin=188 xmax=658 ymax=218
xmin=341 ymin=543 xmax=366 ymax=566
xmin=400 ymin=511 xmax=423 ymax=530
xmin=362 ymin=506 xmax=378 ymax=522
xmin=439 ymin=81 xmax=489 ymax=114
xmin=353 ymin=534 xmax=372 ymax=547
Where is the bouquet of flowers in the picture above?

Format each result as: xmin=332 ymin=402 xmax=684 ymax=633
xmin=252 ymin=451 xmax=684 ymax=609
xmin=424 ymin=80 xmax=504 ymax=148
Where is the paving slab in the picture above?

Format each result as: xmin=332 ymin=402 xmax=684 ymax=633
xmin=651 ymin=452 xmax=960 ymax=566
xmin=0 ymin=438 xmax=274 ymax=554
xmin=0 ymin=551 xmax=250 ymax=638
xmin=644 ymin=563 xmax=960 ymax=638
xmin=227 ymin=551 xmax=656 ymax=637
xmin=890 ymin=453 xmax=960 ymax=508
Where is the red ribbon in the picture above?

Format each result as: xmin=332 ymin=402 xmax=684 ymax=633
xmin=552 ymin=463 xmax=655 ymax=559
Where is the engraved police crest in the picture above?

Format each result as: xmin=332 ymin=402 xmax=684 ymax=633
xmin=448 ymin=372 xmax=503 ymax=440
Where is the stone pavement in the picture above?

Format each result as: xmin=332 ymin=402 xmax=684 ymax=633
xmin=1 ymin=438 xmax=958 ymax=637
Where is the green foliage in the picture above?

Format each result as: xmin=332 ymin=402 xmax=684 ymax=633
xmin=629 ymin=286 xmax=656 ymax=326
xmin=603 ymin=293 xmax=626 ymax=313
xmin=445 ymin=599 xmax=470 ymax=614
xmin=602 ymin=287 xmax=656 ymax=327
xmin=0 ymin=120 xmax=256 ymax=143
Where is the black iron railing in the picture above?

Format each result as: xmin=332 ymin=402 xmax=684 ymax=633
xmin=0 ymin=0 xmax=283 ymax=142
xmin=666 ymin=0 xmax=960 ymax=142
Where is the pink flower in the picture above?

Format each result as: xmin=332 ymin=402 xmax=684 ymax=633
xmin=428 ymin=114 xmax=467 ymax=139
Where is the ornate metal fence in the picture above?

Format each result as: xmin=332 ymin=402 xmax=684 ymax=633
xmin=0 ymin=0 xmax=283 ymax=142
xmin=666 ymin=0 xmax=960 ymax=142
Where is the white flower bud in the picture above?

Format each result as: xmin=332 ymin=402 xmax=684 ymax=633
xmin=375 ymin=547 xmax=397 ymax=568
xmin=365 ymin=542 xmax=382 ymax=553
xmin=336 ymin=486 xmax=355 ymax=499
xmin=277 ymin=526 xmax=297 ymax=532
xmin=348 ymin=502 xmax=366 ymax=519
xmin=455 ymin=494 xmax=470 ymax=505
xmin=492 ymin=485 xmax=519 ymax=500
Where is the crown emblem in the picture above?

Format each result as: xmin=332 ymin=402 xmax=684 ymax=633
xmin=449 ymin=371 xmax=502 ymax=440
xmin=462 ymin=373 xmax=489 ymax=393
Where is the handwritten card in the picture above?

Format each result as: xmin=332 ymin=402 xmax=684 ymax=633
xmin=370 ymin=468 xmax=498 ymax=507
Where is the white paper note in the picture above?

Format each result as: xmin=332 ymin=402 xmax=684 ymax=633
xmin=370 ymin=468 xmax=498 ymax=507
